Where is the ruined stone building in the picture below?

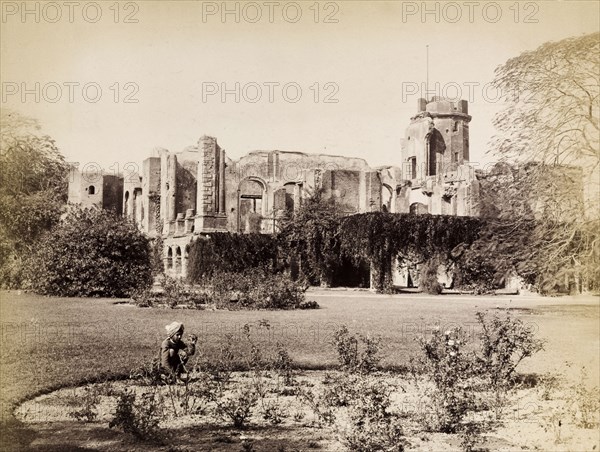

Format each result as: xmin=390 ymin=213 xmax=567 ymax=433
xmin=68 ymin=97 xmax=480 ymax=279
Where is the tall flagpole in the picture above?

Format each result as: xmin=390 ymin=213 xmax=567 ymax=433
xmin=426 ymin=45 xmax=429 ymax=101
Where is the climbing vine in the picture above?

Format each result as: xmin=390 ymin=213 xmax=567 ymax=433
xmin=187 ymin=232 xmax=280 ymax=283
xmin=338 ymin=213 xmax=485 ymax=292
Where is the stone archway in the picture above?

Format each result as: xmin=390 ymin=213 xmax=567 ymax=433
xmin=175 ymin=246 xmax=182 ymax=274
xmin=165 ymin=247 xmax=173 ymax=271
xmin=410 ymin=202 xmax=428 ymax=215
xmin=238 ymin=177 xmax=267 ymax=233
xmin=381 ymin=184 xmax=394 ymax=213
xmin=427 ymin=129 xmax=446 ymax=176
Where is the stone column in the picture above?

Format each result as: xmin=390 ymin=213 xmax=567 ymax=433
xmin=219 ymin=147 xmax=226 ymax=213
xmin=160 ymin=150 xmax=169 ymax=230
xmin=167 ymin=154 xmax=177 ymax=221
xmin=195 ymin=135 xmax=228 ymax=232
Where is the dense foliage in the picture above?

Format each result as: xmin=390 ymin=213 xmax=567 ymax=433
xmin=279 ymin=189 xmax=485 ymax=292
xmin=491 ymin=32 xmax=599 ymax=169
xmin=339 ymin=213 xmax=484 ymax=292
xmin=278 ymin=191 xmax=343 ymax=286
xmin=187 ymin=232 xmax=280 ymax=282
xmin=27 ymin=208 xmax=153 ymax=297
xmin=0 ymin=110 xmax=69 ymax=287
xmin=201 ymin=269 xmax=307 ymax=310
xmin=467 ymin=163 xmax=599 ymax=294
xmin=489 ymin=32 xmax=600 ymax=293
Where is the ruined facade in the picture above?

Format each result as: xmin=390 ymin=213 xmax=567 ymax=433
xmin=69 ymin=97 xmax=480 ymax=279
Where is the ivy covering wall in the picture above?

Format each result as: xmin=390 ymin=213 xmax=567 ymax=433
xmin=186 ymin=208 xmax=596 ymax=295
xmin=187 ymin=232 xmax=280 ymax=283
xmin=188 ymin=213 xmax=485 ymax=293
xmin=338 ymin=213 xmax=484 ymax=292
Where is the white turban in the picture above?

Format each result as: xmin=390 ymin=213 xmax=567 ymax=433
xmin=165 ymin=321 xmax=183 ymax=337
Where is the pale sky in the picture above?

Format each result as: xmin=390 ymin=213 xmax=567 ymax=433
xmin=1 ymin=1 xmax=598 ymax=171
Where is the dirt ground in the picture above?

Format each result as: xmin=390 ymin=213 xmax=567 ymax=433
xmin=4 ymin=291 xmax=599 ymax=451
xmin=15 ymin=368 xmax=600 ymax=452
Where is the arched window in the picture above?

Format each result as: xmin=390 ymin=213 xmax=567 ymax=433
xmin=166 ymin=247 xmax=173 ymax=269
xmin=238 ymin=178 xmax=266 ymax=233
xmin=381 ymin=184 xmax=393 ymax=213
xmin=428 ymin=129 xmax=446 ymax=176
xmin=88 ymin=185 xmax=96 ymax=195
xmin=175 ymin=246 xmax=182 ymax=273
xmin=124 ymin=191 xmax=129 ymax=216
xmin=284 ymin=183 xmax=296 ymax=211
xmin=410 ymin=202 xmax=428 ymax=215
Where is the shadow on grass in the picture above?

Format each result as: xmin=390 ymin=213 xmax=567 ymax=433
xmin=2 ymin=372 xmax=132 ymax=452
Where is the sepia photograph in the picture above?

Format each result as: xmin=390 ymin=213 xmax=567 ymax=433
xmin=1 ymin=1 xmax=599 ymax=451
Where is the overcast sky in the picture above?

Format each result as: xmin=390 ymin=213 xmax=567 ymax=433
xmin=1 ymin=1 xmax=598 ymax=172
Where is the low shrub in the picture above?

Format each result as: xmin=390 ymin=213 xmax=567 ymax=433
xmin=476 ymin=310 xmax=545 ymax=418
xmin=68 ymin=385 xmax=100 ymax=422
xmin=131 ymin=277 xmax=211 ymax=308
xmin=331 ymin=325 xmax=382 ymax=373
xmin=298 ymin=300 xmax=320 ymax=309
xmin=340 ymin=377 xmax=407 ymax=452
xmin=212 ymin=385 xmax=259 ymax=429
xmin=161 ymin=275 xmax=210 ymax=308
xmin=419 ymin=257 xmax=443 ymax=294
xmin=207 ymin=269 xmax=306 ymax=310
xmin=109 ymin=389 xmax=162 ymax=441
xmin=417 ymin=326 xmax=478 ymax=433
xmin=570 ymin=367 xmax=600 ymax=429
xmin=476 ymin=311 xmax=545 ymax=388
xmin=416 ymin=310 xmax=545 ymax=434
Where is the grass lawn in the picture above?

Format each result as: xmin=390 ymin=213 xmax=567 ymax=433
xmin=1 ymin=289 xmax=598 ymax=451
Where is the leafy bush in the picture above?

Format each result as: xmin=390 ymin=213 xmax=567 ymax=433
xmin=416 ymin=311 xmax=544 ymax=433
xmin=331 ymin=325 xmax=382 ymax=373
xmin=68 ymin=386 xmax=100 ymax=422
xmin=161 ymin=275 xmax=210 ymax=308
xmin=27 ymin=208 xmax=152 ymax=297
xmin=298 ymin=300 xmax=320 ymax=309
xmin=476 ymin=311 xmax=545 ymax=390
xmin=213 ymin=385 xmax=259 ymax=428
xmin=417 ymin=327 xmax=478 ymax=433
xmin=187 ymin=232 xmax=279 ymax=282
xmin=109 ymin=389 xmax=162 ymax=441
xmin=419 ymin=257 xmax=443 ymax=294
xmin=131 ymin=276 xmax=211 ymax=308
xmin=571 ymin=367 xmax=600 ymax=429
xmin=296 ymin=386 xmax=335 ymax=427
xmin=206 ymin=269 xmax=306 ymax=310
xmin=340 ymin=377 xmax=407 ymax=452
xmin=321 ymin=373 xmax=361 ymax=407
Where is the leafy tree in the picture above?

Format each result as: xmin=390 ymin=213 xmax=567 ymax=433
xmin=27 ymin=208 xmax=153 ymax=297
xmin=488 ymin=33 xmax=600 ymax=293
xmin=278 ymin=189 xmax=343 ymax=286
xmin=466 ymin=162 xmax=598 ymax=294
xmin=0 ymin=110 xmax=69 ymax=287
xmin=491 ymin=32 xmax=599 ymax=171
